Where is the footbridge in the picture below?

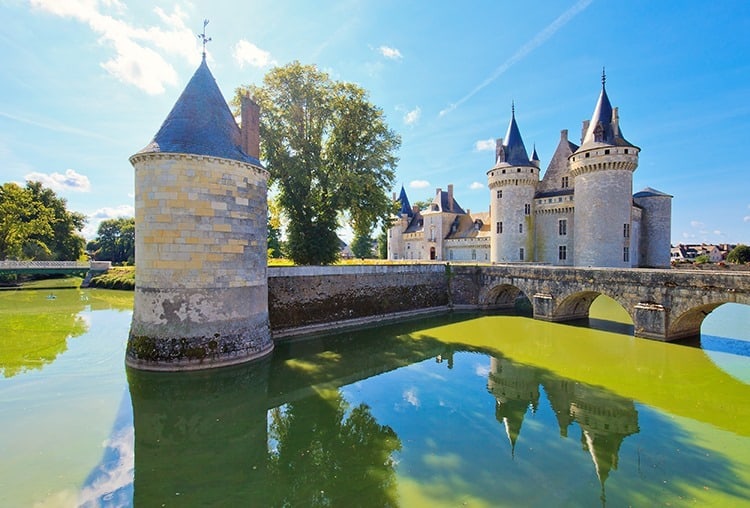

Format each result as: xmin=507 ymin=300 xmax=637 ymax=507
xmin=0 ymin=260 xmax=111 ymax=282
xmin=449 ymin=264 xmax=750 ymax=341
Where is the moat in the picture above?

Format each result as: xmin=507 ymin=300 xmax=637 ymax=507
xmin=1 ymin=288 xmax=749 ymax=507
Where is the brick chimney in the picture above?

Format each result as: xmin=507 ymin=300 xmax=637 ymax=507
xmin=240 ymin=95 xmax=260 ymax=160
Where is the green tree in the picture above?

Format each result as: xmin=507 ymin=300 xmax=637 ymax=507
xmin=694 ymin=254 xmax=710 ymax=265
xmin=267 ymin=197 xmax=283 ymax=258
xmin=727 ymin=244 xmax=750 ymax=264
xmin=235 ymin=62 xmax=400 ymax=265
xmin=0 ymin=182 xmax=85 ymax=261
xmin=88 ymin=217 xmax=135 ymax=264
xmin=376 ymin=227 xmax=388 ymax=259
xmin=351 ymin=231 xmax=374 ymax=259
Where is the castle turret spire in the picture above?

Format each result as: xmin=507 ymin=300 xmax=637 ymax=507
xmin=502 ymin=103 xmax=531 ymax=166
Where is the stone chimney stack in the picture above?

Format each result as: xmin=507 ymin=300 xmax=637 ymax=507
xmin=612 ymin=107 xmax=620 ymax=137
xmin=448 ymin=184 xmax=454 ymax=212
xmin=561 ymin=129 xmax=568 ymax=143
xmin=241 ymin=95 xmax=261 ymax=160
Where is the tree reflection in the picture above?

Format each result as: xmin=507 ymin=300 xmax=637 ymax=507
xmin=0 ymin=290 xmax=89 ymax=377
xmin=268 ymin=392 xmax=401 ymax=507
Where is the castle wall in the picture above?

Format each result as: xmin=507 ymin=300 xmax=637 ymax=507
xmin=128 ymin=153 xmax=271 ymax=370
xmin=268 ymin=264 xmax=449 ymax=338
xmin=534 ymin=204 xmax=575 ymax=265
xmin=488 ymin=167 xmax=539 ymax=263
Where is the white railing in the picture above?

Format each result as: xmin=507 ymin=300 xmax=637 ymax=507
xmin=0 ymin=260 xmax=91 ymax=269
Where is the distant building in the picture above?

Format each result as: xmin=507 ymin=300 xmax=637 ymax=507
xmin=671 ymin=243 xmax=735 ymax=263
xmin=388 ymin=76 xmax=672 ymax=268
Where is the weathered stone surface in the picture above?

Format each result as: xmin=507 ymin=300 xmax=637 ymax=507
xmin=270 ymin=263 xmax=750 ymax=342
xmin=268 ymin=265 xmax=449 ymax=335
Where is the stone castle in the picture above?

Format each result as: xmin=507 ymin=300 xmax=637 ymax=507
xmin=388 ymin=76 xmax=672 ymax=268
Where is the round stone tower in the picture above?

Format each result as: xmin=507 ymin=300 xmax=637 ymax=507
xmin=569 ymin=75 xmax=639 ymax=267
xmin=488 ymin=107 xmax=539 ymax=263
xmin=127 ymin=56 xmax=273 ymax=370
xmin=633 ymin=187 xmax=673 ymax=268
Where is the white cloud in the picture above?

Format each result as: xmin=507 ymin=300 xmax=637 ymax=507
xmin=469 ymin=182 xmax=485 ymax=190
xmin=690 ymin=220 xmax=705 ymax=228
xmin=30 ymin=1 xmax=200 ymax=94
xmin=475 ymin=139 xmax=496 ymax=152
xmin=379 ymin=45 xmax=402 ymax=60
xmin=440 ymin=0 xmax=593 ymax=116
xmin=410 ymin=180 xmax=430 ymax=189
xmin=25 ymin=169 xmax=91 ymax=192
xmin=475 ymin=364 xmax=490 ymax=377
xmin=84 ymin=204 xmax=135 ymax=239
xmin=744 ymin=216 xmax=750 ymax=223
xmin=233 ymin=39 xmax=275 ymax=68
xmin=403 ymin=388 xmax=419 ymax=407
xmin=713 ymin=230 xmax=723 ymax=236
xmin=403 ymin=106 xmax=421 ymax=125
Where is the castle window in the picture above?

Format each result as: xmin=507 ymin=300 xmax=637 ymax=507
xmin=502 ymin=169 xmax=506 ymax=174
xmin=497 ymin=190 xmax=502 ymax=199
xmin=517 ymin=168 xmax=521 ymax=173
xmin=624 ymin=149 xmax=629 ymax=154
xmin=559 ymin=245 xmax=567 ymax=261
xmin=559 ymin=219 xmax=567 ymax=236
xmin=497 ymin=221 xmax=503 ymax=234
xmin=561 ymin=176 xmax=569 ymax=188
xmin=605 ymin=149 xmax=610 ymax=155
xmin=623 ymin=223 xmax=630 ymax=238
xmin=519 ymin=223 xmax=523 ymax=233
xmin=623 ymin=247 xmax=630 ymax=263
xmin=519 ymin=248 xmax=525 ymax=261
xmin=524 ymin=203 xmax=531 ymax=215
xmin=585 ymin=152 xmax=590 ymax=158
xmin=471 ymin=249 xmax=477 ymax=260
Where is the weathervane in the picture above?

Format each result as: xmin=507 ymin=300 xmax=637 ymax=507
xmin=198 ymin=19 xmax=212 ymax=59
xmin=601 ymin=66 xmax=606 ymax=88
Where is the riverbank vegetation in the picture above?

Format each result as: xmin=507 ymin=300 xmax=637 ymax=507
xmin=88 ymin=266 xmax=135 ymax=290
xmin=0 ymin=181 xmax=86 ymax=261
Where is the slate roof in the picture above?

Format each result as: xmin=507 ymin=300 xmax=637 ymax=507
xmin=502 ymin=109 xmax=531 ymax=166
xmin=136 ymin=57 xmax=261 ymax=166
xmin=577 ymin=82 xmax=636 ymax=152
xmin=633 ymin=187 xmax=673 ymax=199
xmin=397 ymin=185 xmax=414 ymax=217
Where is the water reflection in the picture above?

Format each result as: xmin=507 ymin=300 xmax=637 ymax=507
xmin=488 ymin=355 xmax=639 ymax=503
xmin=0 ymin=288 xmax=131 ymax=377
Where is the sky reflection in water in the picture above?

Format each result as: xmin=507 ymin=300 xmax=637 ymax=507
xmin=0 ymin=290 xmax=749 ymax=507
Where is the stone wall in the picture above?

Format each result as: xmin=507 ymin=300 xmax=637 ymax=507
xmin=268 ymin=264 xmax=449 ymax=338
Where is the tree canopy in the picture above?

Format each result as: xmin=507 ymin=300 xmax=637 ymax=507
xmin=727 ymin=244 xmax=750 ymax=264
xmin=87 ymin=217 xmax=135 ymax=264
xmin=235 ymin=62 xmax=400 ymax=265
xmin=0 ymin=181 xmax=86 ymax=261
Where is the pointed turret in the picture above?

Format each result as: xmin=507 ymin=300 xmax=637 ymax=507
xmin=487 ymin=104 xmax=539 ymax=263
xmin=138 ymin=56 xmax=261 ymax=167
xmin=569 ymin=72 xmax=640 ymax=268
xmin=397 ymin=185 xmax=414 ymax=217
xmin=128 ymin=56 xmax=272 ymax=370
xmin=577 ymin=70 xmax=636 ymax=151
xmin=500 ymin=104 xmax=531 ymax=166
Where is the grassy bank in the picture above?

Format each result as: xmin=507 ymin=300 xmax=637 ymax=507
xmin=88 ymin=266 xmax=135 ymax=290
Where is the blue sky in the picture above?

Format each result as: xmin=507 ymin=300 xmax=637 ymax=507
xmin=1 ymin=0 xmax=749 ymax=244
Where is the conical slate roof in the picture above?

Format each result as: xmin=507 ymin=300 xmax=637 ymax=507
xmin=578 ymin=79 xmax=636 ymax=151
xmin=136 ymin=57 xmax=261 ymax=166
xmin=502 ymin=108 xmax=531 ymax=166
xmin=397 ymin=185 xmax=413 ymax=217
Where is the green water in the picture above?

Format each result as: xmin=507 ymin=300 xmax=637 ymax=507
xmin=0 ymin=289 xmax=749 ymax=507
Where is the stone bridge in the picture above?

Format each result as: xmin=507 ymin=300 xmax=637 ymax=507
xmin=449 ymin=264 xmax=750 ymax=341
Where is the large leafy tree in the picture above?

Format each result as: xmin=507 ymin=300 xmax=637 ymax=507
xmin=0 ymin=182 xmax=85 ymax=261
xmin=727 ymin=244 xmax=750 ymax=264
xmin=87 ymin=217 xmax=135 ymax=264
xmin=235 ymin=62 xmax=400 ymax=265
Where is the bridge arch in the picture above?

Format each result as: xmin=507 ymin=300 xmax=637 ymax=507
xmin=548 ymin=290 xmax=635 ymax=324
xmin=669 ymin=296 xmax=750 ymax=340
xmin=480 ymin=282 xmax=534 ymax=313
